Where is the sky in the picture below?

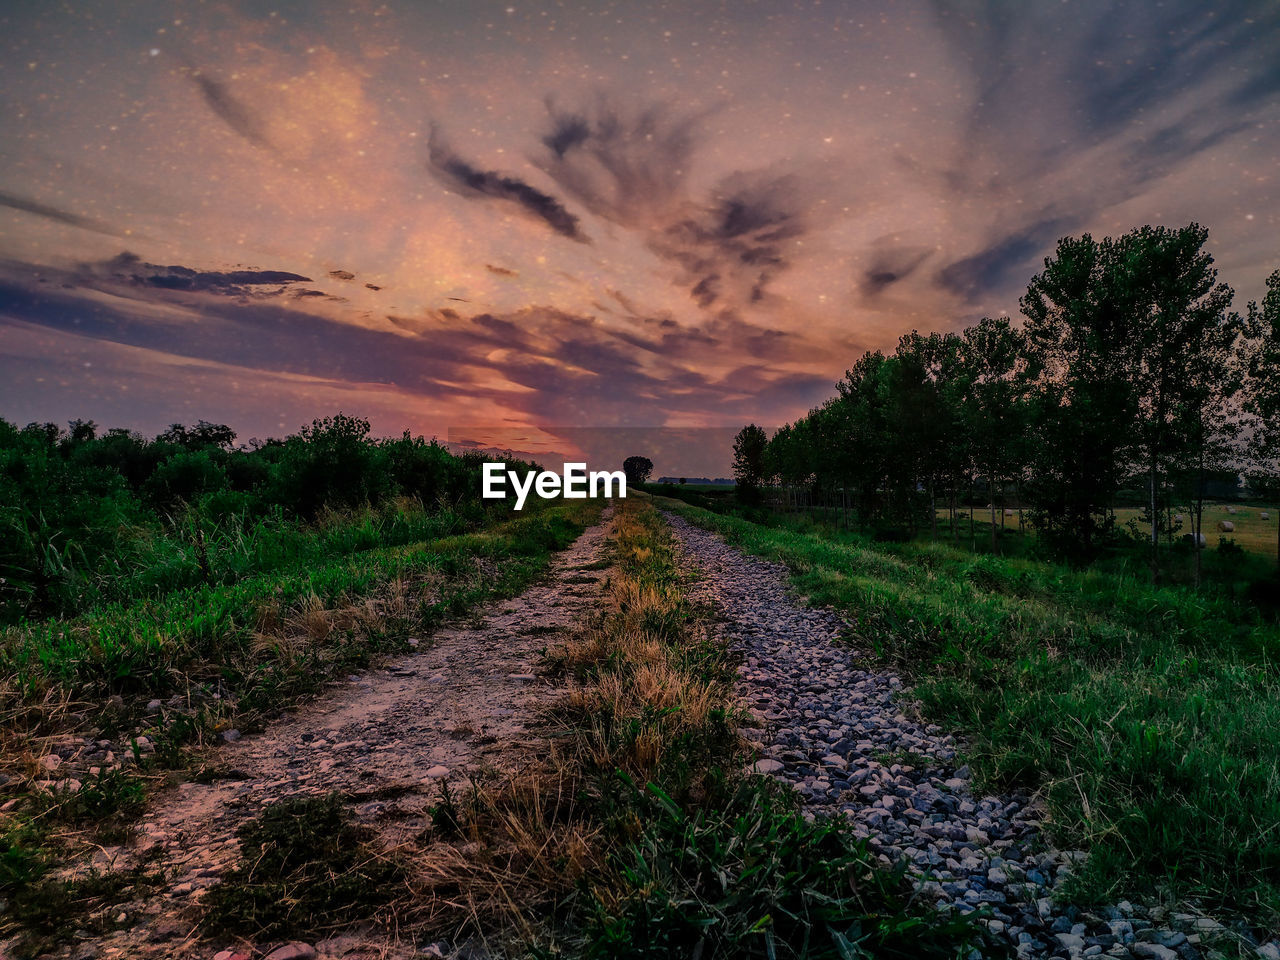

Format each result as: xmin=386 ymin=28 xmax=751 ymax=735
xmin=1 ymin=0 xmax=1278 ymax=475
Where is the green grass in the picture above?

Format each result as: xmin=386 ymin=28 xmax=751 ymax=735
xmin=203 ymin=793 xmax=408 ymax=940
xmin=545 ymin=500 xmax=994 ymax=958
xmin=1 ymin=500 xmax=599 ymax=733
xmin=655 ymin=495 xmax=1280 ymax=929
xmin=0 ymin=499 xmax=601 ymax=954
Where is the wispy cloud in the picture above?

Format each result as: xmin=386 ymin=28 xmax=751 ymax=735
xmin=84 ymin=252 xmax=311 ymax=296
xmin=190 ymin=71 xmax=274 ymax=151
xmin=0 ymin=190 xmax=130 ymax=238
xmin=427 ymin=126 xmax=589 ymax=242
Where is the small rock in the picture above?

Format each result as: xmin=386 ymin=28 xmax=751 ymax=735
xmin=1056 ymin=932 xmax=1086 ymax=953
xmin=38 ymin=754 xmax=62 ymax=772
xmin=221 ymin=729 xmax=242 ymax=743
xmin=750 ymin=758 xmax=785 ymax=774
xmin=1132 ymin=944 xmax=1179 ymax=960
xmin=425 ymin=765 xmax=450 ymax=778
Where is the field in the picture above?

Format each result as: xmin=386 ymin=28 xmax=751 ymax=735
xmin=928 ymin=501 xmax=1280 ymax=562
xmin=1110 ymin=503 xmax=1280 ymax=559
xmin=654 ymin=494 xmax=1280 ymax=927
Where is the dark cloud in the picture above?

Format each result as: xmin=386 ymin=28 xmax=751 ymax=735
xmin=485 ymin=264 xmax=518 ymax=278
xmin=292 ymin=288 xmax=346 ymax=302
xmin=534 ymin=96 xmax=834 ymax=312
xmin=190 ymin=72 xmax=274 ymax=151
xmin=902 ymin=1 xmax=1280 ymax=301
xmin=654 ymin=169 xmax=816 ymax=311
xmin=860 ymin=244 xmax=933 ymax=298
xmin=0 ymin=190 xmax=129 ymax=238
xmin=86 ymin=251 xmax=311 ymax=296
xmin=328 ymin=270 xmax=356 ymax=281
xmin=935 ymin=217 xmax=1075 ymax=301
xmin=535 ymin=96 xmax=707 ymax=225
xmin=0 ymin=257 xmax=829 ymax=430
xmin=364 ymin=283 xmax=382 ymax=291
xmin=427 ymin=126 xmax=588 ymax=242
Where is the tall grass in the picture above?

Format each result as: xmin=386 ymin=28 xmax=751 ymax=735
xmin=0 ymin=502 xmax=599 ymax=753
xmin=19 ymin=498 xmax=495 ymax=625
xmin=409 ymin=500 xmax=992 ymax=958
xmin=658 ymin=496 xmax=1280 ymax=929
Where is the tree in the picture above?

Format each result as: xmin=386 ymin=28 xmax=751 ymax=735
xmin=271 ymin=414 xmax=392 ymax=517
xmin=960 ymin=318 xmax=1025 ymax=550
xmin=1019 ymin=225 xmax=1239 ymax=571
xmin=622 ymin=455 xmax=653 ymax=487
xmin=159 ymin=420 xmax=237 ymax=451
xmin=732 ymin=424 xmax=768 ymax=503
xmin=1246 ymin=269 xmax=1280 ymax=569
xmin=1115 ymin=225 xmax=1239 ymax=581
xmin=1021 ymin=233 xmax=1138 ymax=558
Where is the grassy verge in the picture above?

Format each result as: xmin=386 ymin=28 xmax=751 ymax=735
xmin=655 ymin=495 xmax=1280 ymax=928
xmin=0 ymin=499 xmax=599 ymax=957
xmin=401 ymin=499 xmax=991 ymax=958
xmin=2 ymin=500 xmax=599 ymax=743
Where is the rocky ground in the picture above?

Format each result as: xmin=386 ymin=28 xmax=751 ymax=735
xmin=666 ymin=512 xmax=1270 ymax=960
xmin=15 ymin=516 xmax=614 ymax=960
xmin=14 ymin=507 xmax=1275 ymax=960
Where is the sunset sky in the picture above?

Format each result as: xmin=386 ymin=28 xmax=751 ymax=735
xmin=1 ymin=0 xmax=1278 ymax=474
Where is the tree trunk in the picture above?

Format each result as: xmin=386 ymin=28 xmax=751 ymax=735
xmin=930 ymin=479 xmax=937 ymax=540
xmin=1149 ymin=457 xmax=1161 ymax=584
xmin=989 ymin=478 xmax=997 ymax=552
xmin=969 ymin=482 xmax=976 ymax=548
xmin=1194 ymin=452 xmax=1204 ymax=591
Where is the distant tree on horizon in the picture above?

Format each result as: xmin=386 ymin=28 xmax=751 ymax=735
xmin=732 ymin=424 xmax=768 ymax=502
xmin=622 ymin=455 xmax=653 ymax=487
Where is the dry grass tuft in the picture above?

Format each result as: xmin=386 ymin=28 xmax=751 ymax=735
xmin=397 ymin=500 xmax=739 ymax=948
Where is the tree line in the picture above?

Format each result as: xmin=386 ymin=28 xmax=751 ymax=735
xmin=732 ymin=224 xmax=1280 ymax=580
xmin=0 ymin=413 xmax=535 ymax=623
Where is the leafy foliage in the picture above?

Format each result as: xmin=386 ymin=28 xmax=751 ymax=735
xmin=0 ymin=413 xmax=538 ymax=624
xmin=735 ymin=223 xmax=1271 ymax=577
xmin=623 ymin=455 xmax=654 ymax=486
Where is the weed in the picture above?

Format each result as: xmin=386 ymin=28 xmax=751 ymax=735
xmin=203 ymin=793 xmax=408 ymax=940
xmin=581 ymin=774 xmax=994 ymax=959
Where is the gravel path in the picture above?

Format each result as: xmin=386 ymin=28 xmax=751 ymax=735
xmin=666 ymin=512 xmax=1247 ymax=960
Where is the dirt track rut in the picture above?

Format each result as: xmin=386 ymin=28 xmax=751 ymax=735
xmin=56 ymin=515 xmax=613 ymax=960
